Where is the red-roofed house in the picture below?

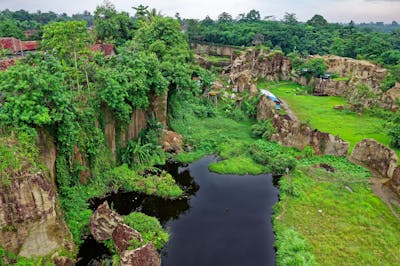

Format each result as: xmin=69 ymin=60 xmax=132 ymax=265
xmin=0 ymin=37 xmax=38 ymax=55
xmin=90 ymin=44 xmax=116 ymax=56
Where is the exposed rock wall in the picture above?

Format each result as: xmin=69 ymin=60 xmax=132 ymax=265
xmin=0 ymin=170 xmax=72 ymax=257
xmin=380 ymin=82 xmax=400 ymax=111
xmin=257 ymin=95 xmax=349 ymax=156
xmin=35 ymin=128 xmax=57 ymax=181
xmin=90 ymin=202 xmax=161 ymax=266
xmin=230 ymin=49 xmax=291 ymax=91
xmin=192 ymin=43 xmax=241 ymax=57
xmin=311 ymin=55 xmax=387 ymax=99
xmin=351 ymin=139 xmax=398 ymax=178
xmin=351 ymin=139 xmax=400 ymax=195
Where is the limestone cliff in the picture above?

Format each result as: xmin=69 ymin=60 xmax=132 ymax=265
xmin=0 ymin=136 xmax=73 ymax=259
xmin=311 ymin=55 xmax=387 ymax=99
xmin=230 ymin=49 xmax=291 ymax=91
xmin=257 ymin=95 xmax=349 ymax=156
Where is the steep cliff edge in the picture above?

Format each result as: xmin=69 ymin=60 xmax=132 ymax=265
xmin=0 ymin=134 xmax=73 ymax=260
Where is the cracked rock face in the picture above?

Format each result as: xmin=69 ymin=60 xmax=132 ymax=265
xmin=0 ymin=170 xmax=72 ymax=257
xmin=89 ymin=201 xmax=124 ymax=242
xmin=120 ymin=242 xmax=161 ymax=266
xmin=352 ymin=139 xmax=399 ymax=179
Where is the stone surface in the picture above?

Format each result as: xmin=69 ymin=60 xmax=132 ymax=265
xmin=54 ymin=256 xmax=75 ymax=266
xmin=257 ymin=95 xmax=349 ymax=156
xmin=35 ymin=128 xmax=57 ymax=181
xmin=391 ymin=167 xmax=400 ymax=194
xmin=120 ymin=242 xmax=161 ymax=266
xmin=73 ymin=145 xmax=91 ymax=184
xmin=90 ymin=201 xmax=124 ymax=241
xmin=230 ymin=48 xmax=291 ymax=91
xmin=112 ymin=224 xmax=143 ymax=253
xmin=0 ymin=168 xmax=72 ymax=257
xmin=151 ymin=91 xmax=168 ymax=125
xmin=304 ymin=56 xmax=387 ymax=107
xmin=160 ymin=129 xmax=183 ymax=154
xmin=351 ymin=139 xmax=398 ymax=178
xmin=380 ymin=82 xmax=400 ymax=111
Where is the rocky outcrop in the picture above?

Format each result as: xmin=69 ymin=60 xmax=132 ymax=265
xmin=351 ymin=139 xmax=398 ymax=178
xmin=112 ymin=224 xmax=142 ymax=253
xmin=120 ymin=242 xmax=161 ymax=266
xmin=257 ymin=95 xmax=349 ymax=156
xmin=311 ymin=55 xmax=387 ymax=100
xmin=151 ymin=92 xmax=168 ymax=125
xmin=90 ymin=202 xmax=161 ymax=265
xmin=192 ymin=43 xmax=241 ymax=57
xmin=161 ymin=129 xmax=183 ymax=153
xmin=380 ymin=82 xmax=400 ymax=111
xmin=73 ymin=145 xmax=91 ymax=184
xmin=0 ymin=169 xmax=72 ymax=257
xmin=35 ymin=128 xmax=57 ymax=181
xmin=90 ymin=201 xmax=124 ymax=241
xmin=391 ymin=167 xmax=400 ymax=194
xmin=230 ymin=49 xmax=291 ymax=91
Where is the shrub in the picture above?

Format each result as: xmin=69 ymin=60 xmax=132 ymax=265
xmin=269 ymin=154 xmax=297 ymax=175
xmin=251 ymin=120 xmax=275 ymax=139
xmin=124 ymin=212 xmax=169 ymax=250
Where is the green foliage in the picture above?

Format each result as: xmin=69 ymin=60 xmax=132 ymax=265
xmin=124 ymin=212 xmax=169 ymax=250
xmin=269 ymin=154 xmax=297 ymax=175
xmin=0 ymin=55 xmax=70 ymax=129
xmin=0 ymin=131 xmax=39 ymax=184
xmin=105 ymin=164 xmax=183 ymax=198
xmin=249 ymin=140 xmax=297 ymax=175
xmin=208 ymin=156 xmax=264 ymax=175
xmin=250 ymin=120 xmax=275 ymax=139
xmin=0 ymin=247 xmax=42 ymax=266
xmin=42 ymin=20 xmax=89 ymax=61
xmin=0 ymin=18 xmax=24 ymax=39
xmin=94 ymin=2 xmax=133 ymax=45
xmin=274 ymin=226 xmax=317 ymax=266
xmin=388 ymin=110 xmax=400 ymax=148
xmin=274 ymin=155 xmax=400 ymax=265
xmin=298 ymin=58 xmax=328 ymax=77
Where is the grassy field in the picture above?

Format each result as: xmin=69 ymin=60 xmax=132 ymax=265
xmin=275 ymin=156 xmax=400 ymax=265
xmin=258 ymin=81 xmax=399 ymax=155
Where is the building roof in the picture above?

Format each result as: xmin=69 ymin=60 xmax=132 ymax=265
xmin=0 ymin=58 xmax=17 ymax=71
xmin=90 ymin=44 xmax=116 ymax=56
xmin=0 ymin=37 xmax=38 ymax=53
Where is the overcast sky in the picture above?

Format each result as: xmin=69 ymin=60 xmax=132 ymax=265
xmin=0 ymin=0 xmax=399 ymax=23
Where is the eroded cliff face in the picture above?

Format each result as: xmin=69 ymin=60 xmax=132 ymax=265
xmin=0 ymin=137 xmax=73 ymax=259
xmin=257 ymin=95 xmax=349 ymax=156
xmin=380 ymin=82 xmax=400 ymax=111
xmin=102 ymin=91 xmax=168 ymax=158
xmin=230 ymin=49 xmax=291 ymax=91
xmin=310 ymin=55 xmax=387 ymax=99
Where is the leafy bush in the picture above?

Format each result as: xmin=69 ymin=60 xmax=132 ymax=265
xmin=269 ymin=154 xmax=297 ymax=175
xmin=124 ymin=212 xmax=169 ymax=250
xmin=250 ymin=120 xmax=275 ymax=139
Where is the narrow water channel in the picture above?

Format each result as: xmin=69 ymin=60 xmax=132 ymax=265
xmin=78 ymin=156 xmax=279 ymax=266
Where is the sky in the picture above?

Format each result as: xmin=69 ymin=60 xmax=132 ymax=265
xmin=0 ymin=0 xmax=399 ymax=23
